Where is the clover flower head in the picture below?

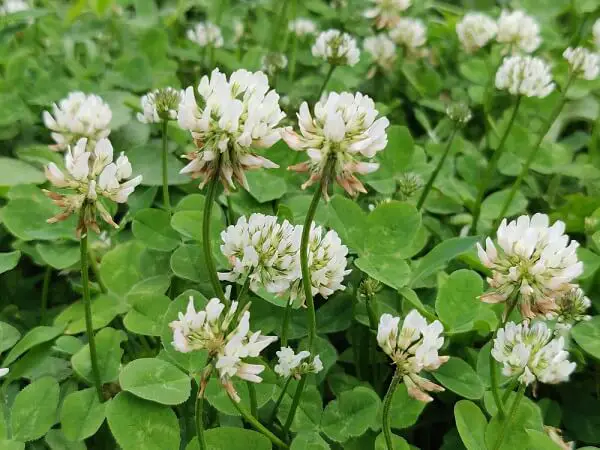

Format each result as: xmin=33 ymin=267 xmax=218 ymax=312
xmin=289 ymin=18 xmax=317 ymax=37
xmin=0 ymin=0 xmax=28 ymax=14
xmin=363 ymin=0 xmax=412 ymax=29
xmin=495 ymin=55 xmax=555 ymax=98
xmin=187 ymin=21 xmax=224 ymax=48
xmin=274 ymin=347 xmax=323 ymax=379
xmin=283 ymin=91 xmax=389 ymax=197
xmin=137 ymin=87 xmax=183 ymax=124
xmin=312 ymin=30 xmax=360 ymax=67
xmin=456 ymin=12 xmax=498 ymax=54
xmin=364 ymin=34 xmax=397 ymax=71
xmin=44 ymin=138 xmax=142 ymax=235
xmin=219 ymin=214 xmax=302 ymax=295
xmin=477 ymin=214 xmax=583 ymax=319
xmin=594 ymin=19 xmax=600 ymax=49
xmin=169 ymin=297 xmax=277 ymax=402
xmin=178 ymin=68 xmax=285 ymax=192
xmin=377 ymin=311 xmax=448 ymax=402
xmin=233 ymin=19 xmax=245 ymax=43
xmin=289 ymin=223 xmax=350 ymax=306
xmin=496 ymin=9 xmax=541 ymax=53
xmin=397 ymin=172 xmax=423 ymax=200
xmin=446 ymin=102 xmax=472 ymax=125
xmin=43 ymin=92 xmax=112 ymax=151
xmin=563 ymin=47 xmax=600 ymax=81
xmin=389 ymin=18 xmax=427 ymax=57
xmin=554 ymin=286 xmax=591 ymax=331
xmin=492 ymin=321 xmax=576 ymax=385
xmin=261 ymin=52 xmax=288 ymax=76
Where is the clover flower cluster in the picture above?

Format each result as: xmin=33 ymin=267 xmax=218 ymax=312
xmin=178 ymin=68 xmax=285 ymax=192
xmin=377 ymin=310 xmax=448 ymax=403
xmin=261 ymin=52 xmax=288 ymax=76
xmin=282 ymin=91 xmax=389 ymax=197
xmin=43 ymin=92 xmax=112 ymax=150
xmin=44 ymin=138 xmax=142 ymax=235
xmin=477 ymin=214 xmax=583 ymax=319
xmin=363 ymin=0 xmax=411 ymax=29
xmin=137 ymin=87 xmax=183 ymax=124
xmin=496 ymin=9 xmax=541 ymax=54
xmin=187 ymin=21 xmax=223 ymax=48
xmin=389 ymin=18 xmax=427 ymax=58
xmin=169 ymin=297 xmax=277 ymax=401
xmin=492 ymin=321 xmax=576 ymax=386
xmin=0 ymin=0 xmax=28 ymax=14
xmin=495 ymin=55 xmax=555 ymax=98
xmin=274 ymin=347 xmax=323 ymax=379
xmin=364 ymin=34 xmax=397 ymax=71
xmin=288 ymin=18 xmax=317 ymax=37
xmin=563 ymin=47 xmax=600 ymax=81
xmin=312 ymin=30 xmax=360 ymax=67
xmin=456 ymin=12 xmax=497 ymax=54
xmin=554 ymin=287 xmax=591 ymax=331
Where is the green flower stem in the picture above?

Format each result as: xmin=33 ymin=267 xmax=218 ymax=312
xmin=87 ymin=248 xmax=107 ymax=294
xmin=248 ymin=382 xmax=258 ymax=417
xmin=365 ymin=291 xmax=379 ymax=331
xmin=417 ymin=127 xmax=459 ymax=210
xmin=501 ymin=378 xmax=520 ymax=403
xmin=280 ymin=302 xmax=292 ymax=347
xmin=470 ymin=96 xmax=522 ymax=234
xmin=80 ymin=227 xmax=103 ymax=402
xmin=492 ymin=74 xmax=576 ymax=229
xmin=40 ymin=266 xmax=51 ymax=324
xmin=161 ymin=120 xmax=171 ymax=214
xmin=204 ymin=174 xmax=227 ymax=304
xmin=282 ymin=375 xmax=307 ymax=436
xmin=271 ymin=0 xmax=290 ymax=51
xmin=288 ymin=32 xmax=298 ymax=83
xmin=230 ymin=395 xmax=289 ymax=449
xmin=317 ymin=65 xmax=336 ymax=99
xmin=492 ymin=383 xmax=526 ymax=450
xmin=236 ymin=276 xmax=252 ymax=310
xmin=382 ymin=369 xmax=402 ymax=450
xmin=195 ymin=385 xmax=207 ymax=450
xmin=269 ymin=377 xmax=292 ymax=425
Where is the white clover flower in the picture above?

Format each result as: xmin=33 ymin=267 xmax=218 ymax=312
xmin=456 ymin=12 xmax=498 ymax=54
xmin=169 ymin=297 xmax=277 ymax=402
xmin=496 ymin=10 xmax=541 ymax=54
xmin=283 ymin=91 xmax=389 ymax=197
xmin=363 ymin=0 xmax=411 ymax=29
xmin=0 ymin=367 xmax=8 ymax=377
xmin=274 ymin=347 xmax=323 ymax=379
xmin=364 ymin=34 xmax=397 ymax=71
xmin=219 ymin=214 xmax=301 ymax=295
xmin=44 ymin=138 xmax=142 ymax=235
xmin=495 ymin=55 xmax=555 ymax=98
xmin=594 ymin=19 xmax=600 ymax=49
xmin=178 ymin=68 xmax=285 ymax=191
xmin=233 ymin=19 xmax=245 ymax=44
xmin=377 ymin=311 xmax=448 ymax=403
xmin=187 ymin=21 xmax=224 ymax=48
xmin=492 ymin=321 xmax=576 ymax=385
xmin=477 ymin=214 xmax=583 ymax=319
xmin=563 ymin=47 xmax=600 ymax=81
xmin=43 ymin=92 xmax=112 ymax=151
xmin=0 ymin=0 xmax=28 ymax=15
xmin=137 ymin=87 xmax=183 ymax=124
xmin=554 ymin=287 xmax=591 ymax=331
xmin=312 ymin=30 xmax=360 ymax=67
xmin=290 ymin=223 xmax=350 ymax=305
xmin=446 ymin=102 xmax=472 ymax=125
xmin=261 ymin=52 xmax=288 ymax=76
xmin=289 ymin=18 xmax=317 ymax=37
xmin=389 ymin=18 xmax=427 ymax=57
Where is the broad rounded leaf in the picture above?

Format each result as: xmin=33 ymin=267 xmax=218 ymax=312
xmin=36 ymin=242 xmax=79 ymax=270
xmin=11 ymin=377 xmax=59 ymax=441
xmin=364 ymin=201 xmax=421 ymax=259
xmin=0 ymin=321 xmax=21 ymax=353
xmin=132 ymin=209 xmax=181 ymax=252
xmin=0 ymin=251 xmax=21 ymax=274
xmin=454 ymin=400 xmax=487 ymax=450
xmin=204 ymin=376 xmax=275 ymax=415
xmin=185 ymin=427 xmax=271 ymax=450
xmin=385 ymin=383 xmax=426 ymax=430
xmin=290 ymin=431 xmax=330 ymax=450
xmin=54 ymin=294 xmax=127 ymax=335
xmin=123 ymin=293 xmax=171 ymax=336
xmin=433 ymin=357 xmax=484 ymax=400
xmin=60 ymin=388 xmax=108 ymax=441
xmin=0 ymin=157 xmax=45 ymax=187
xmin=71 ymin=327 xmax=126 ymax=384
xmin=572 ymin=316 xmax=600 ymax=360
xmin=3 ymin=326 xmax=64 ymax=366
xmin=435 ymin=269 xmax=483 ymax=333
xmin=374 ymin=432 xmax=410 ymax=450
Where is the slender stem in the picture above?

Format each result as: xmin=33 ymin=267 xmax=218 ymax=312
xmin=288 ymin=32 xmax=298 ymax=83
xmin=317 ymin=65 xmax=336 ymax=99
xmin=365 ymin=291 xmax=379 ymax=331
xmin=269 ymin=377 xmax=292 ymax=425
xmin=492 ymin=383 xmax=526 ymax=450
xmin=280 ymin=302 xmax=292 ymax=347
xmin=88 ymin=247 xmax=107 ymax=294
xmin=195 ymin=386 xmax=207 ymax=450
xmin=230 ymin=395 xmax=289 ymax=449
xmin=203 ymin=174 xmax=227 ymax=304
xmin=161 ymin=120 xmax=171 ymax=214
xmin=471 ymin=97 xmax=522 ymax=234
xmin=247 ymin=382 xmax=258 ymax=417
xmin=502 ymin=378 xmax=519 ymax=403
xmin=271 ymin=0 xmax=290 ymax=51
xmin=237 ymin=276 xmax=252 ymax=310
xmin=80 ymin=230 xmax=103 ymax=402
xmin=382 ymin=370 xmax=402 ymax=450
xmin=492 ymin=75 xmax=576 ymax=229
xmin=226 ymin=196 xmax=235 ymax=225
xmin=41 ymin=266 xmax=51 ymax=324
xmin=417 ymin=128 xmax=459 ymax=210
xmin=282 ymin=375 xmax=307 ymax=435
